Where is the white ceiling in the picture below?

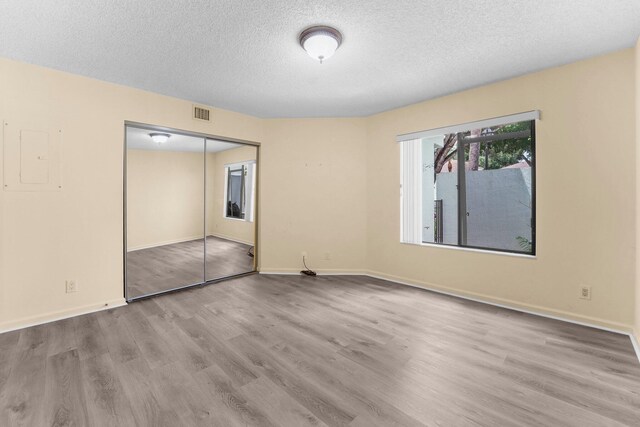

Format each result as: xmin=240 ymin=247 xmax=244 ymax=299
xmin=126 ymin=126 xmax=243 ymax=153
xmin=1 ymin=1 xmax=639 ymax=118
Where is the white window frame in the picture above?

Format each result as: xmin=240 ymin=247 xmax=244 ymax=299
xmin=223 ymin=160 xmax=256 ymax=222
xmin=398 ymin=111 xmax=539 ymax=256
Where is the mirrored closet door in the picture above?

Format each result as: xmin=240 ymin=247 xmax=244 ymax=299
xmin=125 ymin=124 xmax=257 ymax=301
xmin=125 ymin=126 xmax=205 ymax=299
xmin=205 ymin=140 xmax=257 ymax=281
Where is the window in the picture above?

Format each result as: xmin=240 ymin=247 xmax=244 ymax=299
xmin=400 ymin=112 xmax=537 ymax=255
xmin=224 ymin=161 xmax=256 ymax=221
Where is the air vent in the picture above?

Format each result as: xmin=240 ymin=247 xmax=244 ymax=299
xmin=193 ymin=105 xmax=211 ymax=122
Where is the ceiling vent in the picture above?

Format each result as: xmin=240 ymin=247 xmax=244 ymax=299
xmin=193 ymin=105 xmax=211 ymax=122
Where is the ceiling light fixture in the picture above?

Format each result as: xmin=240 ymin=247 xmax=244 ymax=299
xmin=299 ymin=25 xmax=342 ymax=64
xmin=149 ymin=133 xmax=171 ymax=144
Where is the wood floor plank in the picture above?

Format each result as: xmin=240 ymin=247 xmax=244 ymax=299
xmin=15 ymin=323 xmax=50 ymax=360
xmin=134 ymin=297 xmax=165 ymax=318
xmin=195 ymin=305 xmax=245 ymax=341
xmin=115 ymin=358 xmax=166 ymax=426
xmin=270 ymin=343 xmax=426 ymax=427
xmin=241 ymin=376 xmax=327 ymax=427
xmin=0 ymin=330 xmax=21 ymax=400
xmin=192 ymin=364 xmax=275 ymax=426
xmin=95 ymin=310 xmax=141 ymax=365
xmin=176 ymin=316 xmax=259 ymax=387
xmin=495 ymin=356 xmax=640 ymax=425
xmin=81 ymin=353 xmax=136 ymax=426
xmin=258 ymin=318 xmax=492 ymax=425
xmin=228 ymin=334 xmax=357 ymax=426
xmin=404 ymin=344 xmax=623 ymax=427
xmin=0 ymin=352 xmax=47 ymax=426
xmin=147 ymin=314 xmax=217 ymax=374
xmin=0 ymin=274 xmax=638 ymax=426
xmin=121 ymin=308 xmax=176 ymax=369
xmin=148 ymin=361 xmax=220 ymax=426
xmin=503 ymin=354 xmax=640 ymax=410
xmin=41 ymin=349 xmax=89 ymax=426
xmin=46 ymin=318 xmax=78 ymax=358
xmin=74 ymin=314 xmax=108 ymax=361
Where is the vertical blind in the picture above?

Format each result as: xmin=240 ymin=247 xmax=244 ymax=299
xmin=400 ymin=139 xmax=422 ymax=244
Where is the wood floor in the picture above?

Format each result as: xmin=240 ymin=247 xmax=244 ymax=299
xmin=126 ymin=236 xmax=254 ymax=298
xmin=1 ymin=274 xmax=639 ymax=426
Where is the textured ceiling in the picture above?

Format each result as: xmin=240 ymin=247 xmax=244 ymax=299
xmin=1 ymin=1 xmax=639 ymax=118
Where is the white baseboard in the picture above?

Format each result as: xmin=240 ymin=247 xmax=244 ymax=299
xmin=366 ymin=270 xmax=632 ymax=335
xmin=207 ymin=233 xmax=254 ymax=246
xmin=260 ymin=268 xmax=367 ymax=276
xmin=128 ymin=235 xmax=203 ymax=252
xmin=0 ymin=298 xmax=127 ymax=334
xmin=260 ymin=268 xmax=639 ymax=363
xmin=129 ymin=234 xmax=254 ymax=252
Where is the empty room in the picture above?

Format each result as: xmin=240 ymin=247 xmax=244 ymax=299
xmin=1 ymin=1 xmax=640 ymax=426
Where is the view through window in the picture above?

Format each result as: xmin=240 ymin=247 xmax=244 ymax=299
xmin=225 ymin=161 xmax=256 ymax=221
xmin=401 ymin=116 xmax=535 ymax=254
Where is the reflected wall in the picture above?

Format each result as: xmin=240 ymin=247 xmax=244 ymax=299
xmin=125 ymin=126 xmax=257 ymax=300
xmin=206 ymin=141 xmax=257 ymax=281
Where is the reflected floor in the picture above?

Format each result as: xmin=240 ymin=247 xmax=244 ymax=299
xmin=126 ymin=236 xmax=254 ymax=298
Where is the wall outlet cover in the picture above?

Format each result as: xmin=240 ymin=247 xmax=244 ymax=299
xmin=66 ymin=280 xmax=78 ymax=293
xmin=579 ymin=286 xmax=591 ymax=300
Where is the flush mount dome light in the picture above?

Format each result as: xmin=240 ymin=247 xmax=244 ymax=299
xmin=149 ymin=133 xmax=171 ymax=144
xmin=299 ymin=25 xmax=342 ymax=63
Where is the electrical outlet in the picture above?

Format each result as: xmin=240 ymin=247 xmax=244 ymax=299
xmin=579 ymin=286 xmax=591 ymax=300
xmin=66 ymin=280 xmax=78 ymax=293
xmin=323 ymin=252 xmax=331 ymax=261
xmin=301 ymin=251 xmax=308 ymax=259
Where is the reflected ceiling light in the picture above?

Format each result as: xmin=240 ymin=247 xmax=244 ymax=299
xmin=149 ymin=133 xmax=170 ymax=144
xmin=299 ymin=25 xmax=342 ymax=64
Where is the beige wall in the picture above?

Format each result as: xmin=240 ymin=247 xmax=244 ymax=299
xmin=1 ymin=48 xmax=638 ymax=335
xmin=636 ymin=37 xmax=640 ymax=343
xmin=0 ymin=57 xmax=263 ymax=331
xmin=127 ymin=150 xmax=204 ymax=250
xmin=207 ymin=146 xmax=257 ymax=245
xmin=366 ymin=49 xmax=636 ymax=331
xmin=260 ymin=119 xmax=368 ymax=273
xmin=127 ymin=146 xmax=257 ymax=251
xmin=0 ymin=57 xmax=368 ymax=331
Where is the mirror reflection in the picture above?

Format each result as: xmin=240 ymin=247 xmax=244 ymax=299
xmin=126 ymin=127 xmax=205 ymax=298
xmin=205 ymin=140 xmax=256 ymax=281
xmin=125 ymin=126 xmax=257 ymax=300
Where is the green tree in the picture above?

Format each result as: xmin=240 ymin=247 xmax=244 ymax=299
xmin=477 ymin=121 xmax=532 ymax=170
xmin=433 ymin=120 xmax=533 ymax=176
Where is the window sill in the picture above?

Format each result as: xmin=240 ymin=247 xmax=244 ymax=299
xmin=401 ymin=241 xmax=537 ymax=259
xmin=224 ymin=216 xmax=253 ymax=223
